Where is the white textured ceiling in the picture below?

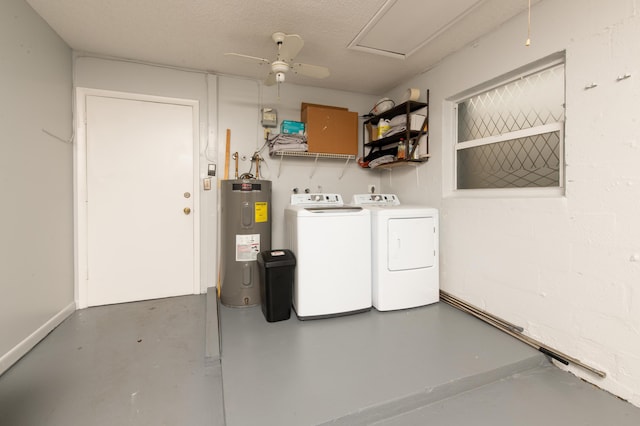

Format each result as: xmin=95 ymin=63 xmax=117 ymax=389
xmin=26 ymin=0 xmax=535 ymax=95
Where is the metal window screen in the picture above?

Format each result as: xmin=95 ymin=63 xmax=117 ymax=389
xmin=456 ymin=64 xmax=565 ymax=189
xmin=457 ymin=131 xmax=560 ymax=189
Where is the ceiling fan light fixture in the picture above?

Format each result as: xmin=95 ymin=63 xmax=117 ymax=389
xmin=271 ymin=61 xmax=289 ymax=84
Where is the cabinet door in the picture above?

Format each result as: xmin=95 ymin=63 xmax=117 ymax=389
xmin=387 ymin=217 xmax=435 ymax=271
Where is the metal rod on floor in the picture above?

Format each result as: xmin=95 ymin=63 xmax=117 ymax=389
xmin=441 ymin=290 xmax=524 ymax=333
xmin=440 ymin=290 xmax=607 ymax=378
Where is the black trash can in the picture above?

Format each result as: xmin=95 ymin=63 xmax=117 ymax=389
xmin=257 ymin=249 xmax=296 ymax=322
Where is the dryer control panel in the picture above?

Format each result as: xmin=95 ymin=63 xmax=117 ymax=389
xmin=352 ymin=194 xmax=400 ymax=206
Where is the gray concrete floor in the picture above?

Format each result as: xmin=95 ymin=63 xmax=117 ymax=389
xmin=218 ymin=302 xmax=640 ymax=426
xmin=1 ymin=295 xmax=640 ymax=426
xmin=0 ymin=295 xmax=225 ymax=426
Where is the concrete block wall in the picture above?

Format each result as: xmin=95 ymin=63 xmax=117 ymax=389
xmin=383 ymin=0 xmax=640 ymax=407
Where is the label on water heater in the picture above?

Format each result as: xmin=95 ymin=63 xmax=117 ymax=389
xmin=236 ymin=234 xmax=260 ymax=261
xmin=255 ymin=202 xmax=268 ymax=223
xmin=232 ymin=183 xmax=262 ymax=191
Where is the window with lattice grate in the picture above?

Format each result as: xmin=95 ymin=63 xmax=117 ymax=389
xmin=455 ymin=59 xmax=565 ymax=190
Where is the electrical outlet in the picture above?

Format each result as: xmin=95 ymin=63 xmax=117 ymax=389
xmin=368 ymin=184 xmax=376 ymax=194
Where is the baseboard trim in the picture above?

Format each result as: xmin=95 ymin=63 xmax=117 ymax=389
xmin=0 ymin=302 xmax=76 ymax=375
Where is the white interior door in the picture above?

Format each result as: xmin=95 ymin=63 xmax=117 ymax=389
xmin=84 ymin=94 xmax=198 ymax=306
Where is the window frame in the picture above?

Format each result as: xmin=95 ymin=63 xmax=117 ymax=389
xmin=451 ymin=55 xmax=566 ymax=195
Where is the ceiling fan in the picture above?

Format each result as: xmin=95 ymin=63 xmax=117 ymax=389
xmin=225 ymin=32 xmax=330 ymax=86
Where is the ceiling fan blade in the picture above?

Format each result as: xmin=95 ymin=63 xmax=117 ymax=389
xmin=278 ymin=34 xmax=304 ymax=62
xmin=224 ymin=52 xmax=270 ymax=65
xmin=291 ymin=63 xmax=330 ymax=79
xmin=264 ymin=72 xmax=277 ymax=86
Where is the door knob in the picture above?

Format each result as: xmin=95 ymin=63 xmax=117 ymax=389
xmin=183 ymin=207 xmax=191 ymax=215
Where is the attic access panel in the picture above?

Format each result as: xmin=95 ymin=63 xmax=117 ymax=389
xmin=349 ymin=0 xmax=485 ymax=59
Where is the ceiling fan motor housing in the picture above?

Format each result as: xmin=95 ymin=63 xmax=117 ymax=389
xmin=271 ymin=60 xmax=290 ymax=74
xmin=271 ymin=60 xmax=289 ymax=82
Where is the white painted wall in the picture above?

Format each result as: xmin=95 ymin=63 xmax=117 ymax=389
xmin=0 ymin=0 xmax=74 ymax=373
xmin=384 ymin=0 xmax=640 ymax=407
xmin=73 ymin=58 xmax=379 ymax=292
xmin=216 ymin=75 xmax=379 ymax=249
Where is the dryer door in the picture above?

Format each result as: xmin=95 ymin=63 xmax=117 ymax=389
xmin=388 ymin=217 xmax=435 ymax=271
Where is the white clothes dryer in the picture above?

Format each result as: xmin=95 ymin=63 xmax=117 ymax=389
xmin=352 ymin=194 xmax=439 ymax=311
xmin=285 ymin=193 xmax=371 ymax=319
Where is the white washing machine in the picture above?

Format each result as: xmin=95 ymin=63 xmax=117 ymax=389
xmin=285 ymin=193 xmax=371 ymax=319
xmin=352 ymin=194 xmax=439 ymax=311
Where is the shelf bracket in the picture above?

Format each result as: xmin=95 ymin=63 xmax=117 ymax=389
xmin=339 ymin=156 xmax=352 ymax=179
xmin=309 ymin=154 xmax=320 ymax=178
xmin=277 ymin=152 xmax=285 ymax=178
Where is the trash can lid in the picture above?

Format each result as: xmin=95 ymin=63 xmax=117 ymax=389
xmin=258 ymin=249 xmax=296 ymax=267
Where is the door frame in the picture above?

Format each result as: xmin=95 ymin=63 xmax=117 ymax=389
xmin=74 ymin=88 xmax=201 ymax=309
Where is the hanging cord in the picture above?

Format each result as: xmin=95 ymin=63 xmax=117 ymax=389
xmin=525 ymin=0 xmax=531 ymax=46
xmin=256 ymin=131 xmax=272 ymax=179
xmin=259 ymin=156 xmax=271 ymax=179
